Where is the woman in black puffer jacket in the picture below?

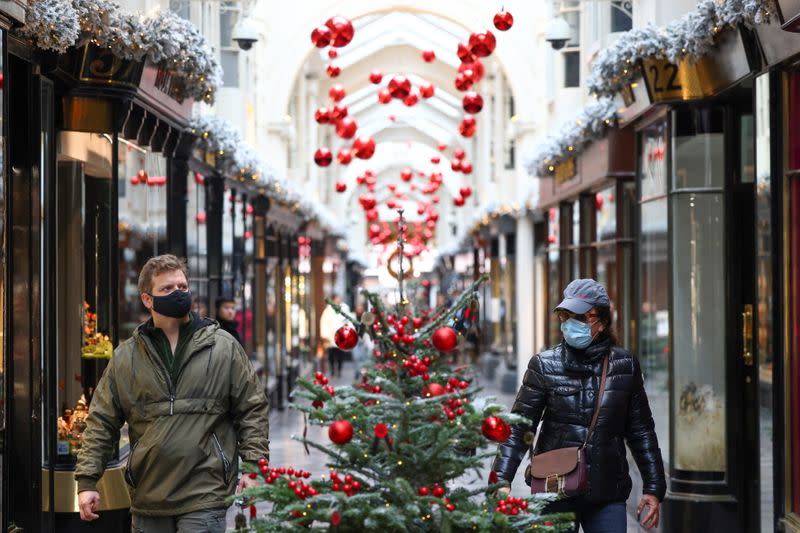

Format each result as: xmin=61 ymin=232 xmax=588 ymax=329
xmin=492 ymin=279 xmax=666 ymax=532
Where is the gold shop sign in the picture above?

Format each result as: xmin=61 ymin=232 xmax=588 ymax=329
xmin=78 ymin=45 xmax=143 ymax=88
xmin=554 ymin=157 xmax=577 ymax=186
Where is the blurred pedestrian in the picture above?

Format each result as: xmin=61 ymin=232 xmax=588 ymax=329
xmin=216 ymin=296 xmax=242 ymax=345
xmin=350 ymin=303 xmax=373 ymax=380
xmin=320 ymin=293 xmax=349 ymax=378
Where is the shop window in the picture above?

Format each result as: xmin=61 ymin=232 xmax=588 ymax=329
xmin=610 ymin=0 xmax=633 ymax=33
xmin=546 ymin=208 xmax=561 ymax=347
xmin=560 ymin=0 xmax=580 ymax=88
xmin=220 ymin=1 xmax=240 ymax=87
xmin=790 ymin=176 xmax=800 ymax=514
xmin=187 ymin=172 xmax=209 ymax=316
xmin=640 ymin=122 xmax=669 ymax=201
xmin=673 ymin=109 xmax=724 ymax=189
xmin=563 ymin=51 xmax=580 ymax=88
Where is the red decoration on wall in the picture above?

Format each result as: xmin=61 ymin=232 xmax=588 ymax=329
xmin=459 ymin=186 xmax=473 ymax=198
xmin=460 ymin=60 xmax=485 ymax=82
xmin=453 ymin=148 xmax=466 ymax=159
xmin=462 ymin=92 xmax=484 ymax=114
xmin=335 ymin=181 xmax=347 ymax=193
xmin=314 ymin=148 xmax=333 ymax=167
xmin=595 ymin=192 xmax=604 ymax=210
xmin=196 ymin=211 xmax=207 ymax=224
xmin=325 ymin=16 xmax=355 ymax=48
xmin=400 ymin=168 xmax=413 ymax=182
xmin=453 ymin=196 xmax=465 ymax=207
xmin=328 ymin=49 xmax=339 ymax=58
xmin=451 ymin=159 xmax=462 ymax=172
xmin=387 ymin=75 xmax=412 ymax=99
xmin=430 ymin=156 xmax=440 ymax=165
xmin=146 ymin=174 xmax=166 ymax=186
xmin=493 ymin=10 xmax=514 ymax=31
xmin=310 ymin=25 xmax=332 ymax=48
xmin=460 ymin=161 xmax=473 ymax=174
xmin=468 ymin=30 xmax=496 ymax=57
xmin=358 ymin=193 xmax=377 ymax=210
xmin=437 ymin=143 xmax=447 ymax=152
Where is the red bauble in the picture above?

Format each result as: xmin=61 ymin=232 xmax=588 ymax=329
xmin=314 ymin=107 xmax=330 ymax=124
xmin=493 ymin=10 xmax=514 ymax=31
xmin=453 ymin=148 xmax=466 ymax=159
xmin=595 ymin=192 xmax=604 ymax=210
xmin=453 ymin=196 xmax=466 ymax=207
xmin=130 ymin=174 xmax=141 ymax=186
xmin=359 ymin=193 xmax=377 ymax=210
xmin=431 ymin=156 xmax=440 ymax=164
xmin=194 ymin=172 xmax=205 ymax=185
xmin=421 ymin=49 xmax=436 ymax=62
xmin=352 ymin=136 xmax=376 ymax=159
xmin=196 ymin=211 xmax=207 ymax=224
xmin=468 ymin=30 xmax=497 ymax=58
xmin=422 ymin=383 xmax=446 ymax=397
xmin=335 ymin=326 xmax=359 ymax=350
xmin=419 ymin=82 xmax=435 ymax=99
xmin=457 ymin=42 xmax=476 ymax=63
xmin=326 ymin=64 xmax=341 ymax=78
xmin=460 ymin=60 xmax=485 ymax=82
xmin=388 ymin=75 xmax=412 ymax=99
xmin=325 ymin=16 xmax=355 ymax=48
xmin=400 ymin=168 xmax=413 ymax=182
xmin=369 ymin=70 xmax=383 ymax=84
xmin=432 ymin=486 xmax=446 ymax=498
xmin=460 ymin=186 xmax=473 ymax=198
xmin=329 ymin=103 xmax=348 ymax=121
xmin=335 ymin=181 xmax=347 ymax=193
xmin=335 ymin=116 xmax=358 ymax=139
xmin=460 ymin=161 xmax=473 ymax=174
xmin=403 ymin=91 xmax=419 ymax=107
xmin=374 ymin=423 xmax=389 ymax=439
xmin=310 ymin=25 xmax=332 ymax=48
xmin=454 ymin=73 xmax=473 ymax=92
xmin=377 ymin=88 xmax=392 ymax=104
xmin=337 ymin=148 xmax=353 ymax=165
xmin=451 ymin=159 xmax=462 ymax=172
xmin=366 ymin=208 xmax=379 ymax=221
xmin=481 ymin=416 xmax=512 ymax=442
xmin=314 ymin=148 xmax=332 ymax=167
xmin=329 ymin=84 xmax=346 ymax=102
xmin=459 ymin=114 xmax=477 ymax=138
xmin=462 ymin=92 xmax=484 ymax=114
xmin=432 ymin=326 xmax=458 ymax=352
xmin=328 ymin=420 xmax=354 ymax=445
xmin=437 ymin=143 xmax=447 ymax=152
xmin=328 ymin=49 xmax=339 ymax=59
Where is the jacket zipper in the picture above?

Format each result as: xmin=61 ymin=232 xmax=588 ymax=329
xmin=125 ymin=441 xmax=140 ymax=487
xmin=211 ymin=432 xmax=231 ymax=483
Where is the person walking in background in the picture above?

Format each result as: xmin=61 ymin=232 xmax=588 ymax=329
xmin=76 ymin=255 xmax=269 ymax=532
xmin=319 ymin=293 xmax=349 ymax=377
xmin=492 ymin=279 xmax=665 ymax=533
xmin=215 ymin=296 xmax=242 ymax=345
xmin=350 ymin=302 xmax=373 ymax=380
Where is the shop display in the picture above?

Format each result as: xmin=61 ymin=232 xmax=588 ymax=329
xmin=56 ymin=397 xmax=89 ymax=459
xmin=674 ymin=382 xmax=726 ymax=471
xmin=81 ymin=302 xmax=113 ymax=359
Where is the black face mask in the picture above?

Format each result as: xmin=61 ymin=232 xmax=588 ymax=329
xmin=149 ymin=289 xmax=193 ymax=319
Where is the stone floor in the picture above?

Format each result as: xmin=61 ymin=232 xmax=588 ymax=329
xmin=226 ymin=355 xmax=644 ymax=532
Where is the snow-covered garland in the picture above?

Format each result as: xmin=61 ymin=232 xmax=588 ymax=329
xmin=526 ymin=97 xmax=617 ymax=177
xmin=20 ymin=0 xmax=222 ymax=103
xmin=190 ymin=115 xmax=345 ymax=236
xmin=587 ymin=0 xmax=775 ymax=98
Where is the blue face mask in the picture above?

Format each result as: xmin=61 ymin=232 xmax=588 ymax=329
xmin=561 ymin=318 xmax=595 ymax=349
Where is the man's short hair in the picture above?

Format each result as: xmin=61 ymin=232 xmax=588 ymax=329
xmin=216 ymin=297 xmax=235 ymax=310
xmin=138 ymin=255 xmax=189 ymax=294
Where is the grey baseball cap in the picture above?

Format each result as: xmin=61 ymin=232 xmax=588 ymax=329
xmin=554 ymin=279 xmax=610 ymax=314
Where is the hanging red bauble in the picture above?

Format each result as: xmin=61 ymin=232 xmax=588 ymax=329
xmin=431 ymin=156 xmax=440 ymax=165
xmin=468 ymin=30 xmax=496 ymax=57
xmin=428 ymin=211 xmax=439 ymax=222
xmin=328 ymin=49 xmax=339 ymax=59
xmin=460 ymin=186 xmax=473 ymax=198
xmin=196 ymin=211 xmax=207 ymax=224
xmin=451 ymin=159 xmax=462 ymax=172
xmin=374 ymin=423 xmax=389 ymax=439
xmin=377 ymin=88 xmax=392 ymax=104
xmin=387 ymin=114 xmax=396 ymax=122
xmin=386 ymin=199 xmax=398 ymax=209
xmin=459 ymin=115 xmax=477 ymax=138
xmin=0 ymin=73 xmax=4 ymax=90
xmin=457 ymin=42 xmax=476 ymax=63
xmin=460 ymin=161 xmax=473 ymax=174
xmin=369 ymin=70 xmax=383 ymax=84
xmin=547 ymin=234 xmax=557 ymax=244
xmin=335 ymin=116 xmax=358 ymax=139
xmin=329 ymin=103 xmax=348 ymax=121
xmin=310 ymin=25 xmax=332 ymax=48
xmin=329 ymin=84 xmax=346 ymax=102
xmin=337 ymin=148 xmax=353 ymax=165
xmin=419 ymin=82 xmax=435 ymax=99
xmin=421 ymin=49 xmax=436 ymax=63
xmin=244 ymin=230 xmax=253 ymax=239
xmin=335 ymin=326 xmax=359 ymax=350
xmin=325 ymin=16 xmax=355 ymax=48
xmin=359 ymin=194 xmax=377 ymax=210
xmin=328 ymin=420 xmax=354 ymax=445
xmin=493 ymin=10 xmax=514 ymax=31
xmin=462 ymin=92 xmax=484 ymax=114
xmin=403 ymin=91 xmax=419 ymax=107
xmin=453 ymin=196 xmax=465 ymax=207
xmin=459 ymin=60 xmax=485 ymax=82
xmin=425 ymin=219 xmax=436 ymax=230
xmin=481 ymin=416 xmax=512 ymax=442
xmin=431 ymin=195 xmax=440 ymax=204
xmin=148 ymin=174 xmax=166 ymax=186
xmin=454 ymin=73 xmax=473 ymax=92
xmin=432 ymin=326 xmax=458 ymax=352
xmin=326 ymin=64 xmax=341 ymax=78
xmin=194 ymin=172 xmax=205 ymax=185
xmin=453 ymin=148 xmax=466 ymax=159
xmin=314 ymin=148 xmax=333 ymax=167
xmin=400 ymin=168 xmax=413 ymax=182
xmin=366 ymin=208 xmax=379 ymax=221
xmin=388 ymin=183 xmax=397 ymax=192
xmin=352 ymin=136 xmax=376 ymax=159
xmin=335 ymin=181 xmax=347 ymax=193
xmin=388 ymin=75 xmax=412 ymax=99
xmin=422 ymin=383 xmax=446 ymax=397
xmin=130 ymin=174 xmax=141 ymax=186
xmin=595 ymin=192 xmax=604 ymax=210
xmin=437 ymin=143 xmax=447 ymax=152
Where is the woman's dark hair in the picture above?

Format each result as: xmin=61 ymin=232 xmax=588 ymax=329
xmin=595 ymin=306 xmax=619 ymax=346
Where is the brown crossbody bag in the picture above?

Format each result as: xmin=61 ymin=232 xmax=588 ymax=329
xmin=527 ymin=354 xmax=609 ymax=497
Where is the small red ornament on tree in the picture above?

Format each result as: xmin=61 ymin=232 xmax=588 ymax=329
xmin=493 ymin=9 xmax=514 ymax=31
xmin=314 ymin=148 xmax=333 ymax=167
xmin=422 ymin=383 xmax=447 ymax=397
xmin=335 ymin=326 xmax=359 ymax=350
xmin=369 ymin=70 xmax=383 ymax=84
xmin=387 ymin=75 xmax=412 ymax=99
xmin=373 ymin=423 xmax=389 ymax=439
xmin=330 ymin=510 xmax=341 ymax=526
xmin=328 ymin=420 xmax=354 ymax=445
xmin=462 ymin=92 xmax=484 ymax=114
xmin=481 ymin=415 xmax=512 ymax=442
xmin=310 ymin=25 xmax=332 ymax=48
xmin=432 ymin=326 xmax=458 ymax=352
xmin=325 ymin=16 xmax=355 ymax=48
xmin=421 ymin=49 xmax=436 ymax=62
xmin=468 ymin=30 xmax=497 ymax=57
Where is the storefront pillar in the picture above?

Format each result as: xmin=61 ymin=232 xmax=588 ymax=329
xmin=167 ymin=157 xmax=188 ymax=259
xmin=205 ymin=176 xmax=224 ymax=312
xmin=515 ymin=214 xmax=534 ymax=385
xmin=252 ymin=195 xmax=270 ymax=384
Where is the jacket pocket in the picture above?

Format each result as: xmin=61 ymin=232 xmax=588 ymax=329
xmin=125 ymin=440 xmax=140 ymax=487
xmin=211 ymin=432 xmax=232 ymax=484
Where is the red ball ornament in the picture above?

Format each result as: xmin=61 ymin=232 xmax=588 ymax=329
xmin=352 ymin=136 xmax=376 ymax=159
xmin=437 ymin=143 xmax=447 ymax=152
xmin=388 ymin=75 xmax=412 ymax=99
xmin=329 ymin=103 xmax=348 ymax=121
xmin=403 ymin=91 xmax=419 ymax=107
xmin=400 ymin=168 xmax=413 ymax=181
xmin=453 ymin=148 xmax=466 ymax=159
xmin=460 ymin=161 xmax=473 ymax=174
xmin=454 ymin=73 xmax=473 ymax=92
xmin=335 ymin=181 xmax=347 ymax=193
xmin=335 ymin=326 xmax=359 ymax=350
xmin=481 ymin=415 xmax=512 ymax=442
xmin=328 ymin=420 xmax=354 ymax=445
xmin=421 ymin=49 xmax=436 ymax=62
xmin=335 ymin=116 xmax=358 ymax=139
xmin=369 ymin=70 xmax=383 ymax=84
xmin=377 ymin=88 xmax=392 ymax=104
xmin=459 ymin=114 xmax=477 ymax=138
xmin=326 ymin=64 xmax=341 ymax=78
xmin=325 ymin=16 xmax=355 ymax=48
xmin=310 ymin=25 xmax=332 ymax=48
xmin=432 ymin=326 xmax=458 ymax=352
xmin=314 ymin=148 xmax=333 ymax=167
xmin=419 ymin=82 xmax=435 ymax=99
xmin=451 ymin=159 xmax=462 ymax=172
xmin=457 ymin=42 xmax=476 ymax=63
xmin=493 ymin=10 xmax=514 ymax=31
xmin=196 ymin=211 xmax=207 ymax=224
xmin=453 ymin=196 xmax=466 ymax=207
xmin=194 ymin=172 xmax=205 ymax=185
xmin=328 ymin=49 xmax=339 ymax=59
xmin=130 ymin=174 xmax=141 ymax=186
xmin=359 ymin=193 xmax=377 ymax=210
xmin=595 ymin=192 xmax=604 ymax=210
xmin=460 ymin=186 xmax=473 ymax=198
xmin=374 ymin=423 xmax=389 ymax=439
xmin=337 ymin=148 xmax=353 ymax=165
xmin=366 ymin=208 xmax=379 ymax=221
xmin=422 ymin=383 xmax=447 ymax=397
xmin=431 ymin=156 xmax=440 ymax=164
xmin=432 ymin=486 xmax=446 ymax=498
xmin=460 ymin=60 xmax=485 ymax=82
xmin=462 ymin=92 xmax=484 ymax=114
xmin=329 ymin=84 xmax=346 ymax=102
xmin=468 ymin=30 xmax=497 ymax=58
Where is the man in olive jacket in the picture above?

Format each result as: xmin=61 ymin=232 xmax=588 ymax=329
xmin=76 ymin=255 xmax=269 ymax=532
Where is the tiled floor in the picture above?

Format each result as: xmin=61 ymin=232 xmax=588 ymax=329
xmin=226 ymin=355 xmax=644 ymax=532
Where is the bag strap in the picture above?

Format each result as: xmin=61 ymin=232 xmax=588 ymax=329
xmin=581 ymin=353 xmax=609 ymax=449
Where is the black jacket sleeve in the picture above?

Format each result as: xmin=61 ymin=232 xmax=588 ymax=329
xmin=491 ymin=353 xmax=548 ymax=483
xmin=625 ymin=355 xmax=667 ymax=501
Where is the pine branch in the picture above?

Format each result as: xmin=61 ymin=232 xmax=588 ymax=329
xmin=417 ymin=274 xmax=488 ymax=338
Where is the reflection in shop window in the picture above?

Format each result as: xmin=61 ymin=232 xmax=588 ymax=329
xmin=547 ymin=208 xmax=561 ymax=347
xmin=187 ymin=172 xmax=209 ymax=316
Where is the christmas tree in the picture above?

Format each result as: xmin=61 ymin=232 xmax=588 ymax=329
xmin=236 ymin=214 xmax=571 ymax=532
